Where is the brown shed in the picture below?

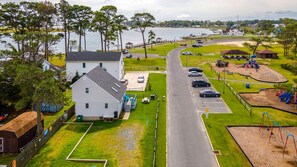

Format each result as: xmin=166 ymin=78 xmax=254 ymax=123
xmin=256 ymin=50 xmax=278 ymax=59
xmin=0 ymin=111 xmax=44 ymax=153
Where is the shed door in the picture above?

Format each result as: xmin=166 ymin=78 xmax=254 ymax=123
xmin=0 ymin=138 xmax=3 ymax=152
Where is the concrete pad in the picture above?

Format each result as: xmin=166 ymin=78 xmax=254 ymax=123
xmin=124 ymin=72 xmax=149 ymax=91
xmin=122 ymin=112 xmax=130 ymax=120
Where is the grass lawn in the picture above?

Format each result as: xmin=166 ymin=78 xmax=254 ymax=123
xmin=124 ymin=57 xmax=166 ymax=71
xmin=131 ymin=42 xmax=179 ymax=56
xmin=49 ymin=54 xmax=66 ymax=67
xmin=201 ymin=64 xmax=297 ymax=167
xmin=43 ymin=90 xmax=74 ymax=128
xmin=26 ymin=73 xmax=166 ymax=167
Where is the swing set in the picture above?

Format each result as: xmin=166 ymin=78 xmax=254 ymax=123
xmin=259 ymin=112 xmax=297 ymax=157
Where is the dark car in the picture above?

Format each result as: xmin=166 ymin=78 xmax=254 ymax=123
xmin=189 ymin=67 xmax=203 ymax=72
xmin=126 ymin=54 xmax=132 ymax=58
xmin=192 ymin=80 xmax=211 ymax=87
xmin=199 ymin=89 xmax=220 ymax=97
xmin=122 ymin=49 xmax=129 ymax=54
xmin=192 ymin=44 xmax=203 ymax=47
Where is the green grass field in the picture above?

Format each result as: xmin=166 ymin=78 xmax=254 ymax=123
xmin=131 ymin=42 xmax=179 ymax=56
xmin=124 ymin=57 xmax=166 ymax=71
xmin=26 ymin=73 xmax=166 ymax=167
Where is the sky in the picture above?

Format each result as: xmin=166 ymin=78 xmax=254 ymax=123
xmin=4 ymin=0 xmax=297 ymax=21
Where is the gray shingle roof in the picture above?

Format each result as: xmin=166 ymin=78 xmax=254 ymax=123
xmin=66 ymin=52 xmax=121 ymax=61
xmin=86 ymin=66 xmax=126 ymax=101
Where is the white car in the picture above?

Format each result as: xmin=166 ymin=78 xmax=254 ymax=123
xmin=137 ymin=76 xmax=145 ymax=83
xmin=188 ymin=71 xmax=203 ymax=77
xmin=182 ymin=51 xmax=193 ymax=55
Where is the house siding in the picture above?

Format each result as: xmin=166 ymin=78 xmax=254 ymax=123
xmin=66 ymin=54 xmax=124 ymax=81
xmin=72 ymin=77 xmax=123 ymax=120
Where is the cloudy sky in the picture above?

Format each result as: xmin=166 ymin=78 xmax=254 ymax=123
xmin=5 ymin=0 xmax=297 ymax=21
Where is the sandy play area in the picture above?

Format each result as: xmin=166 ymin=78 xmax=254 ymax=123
xmin=228 ymin=127 xmax=297 ymax=167
xmin=213 ymin=63 xmax=287 ymax=83
xmin=240 ymin=89 xmax=297 ymax=114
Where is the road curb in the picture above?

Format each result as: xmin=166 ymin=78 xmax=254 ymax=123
xmin=200 ymin=113 xmax=221 ymax=167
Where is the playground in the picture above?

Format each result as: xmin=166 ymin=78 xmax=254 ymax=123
xmin=229 ymin=126 xmax=297 ymax=167
xmin=213 ymin=63 xmax=287 ymax=83
xmin=240 ymin=89 xmax=297 ymax=114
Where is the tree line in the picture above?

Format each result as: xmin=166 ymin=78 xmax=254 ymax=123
xmin=0 ymin=0 xmax=156 ymax=61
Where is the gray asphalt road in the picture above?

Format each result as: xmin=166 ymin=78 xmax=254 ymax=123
xmin=167 ymin=47 xmax=217 ymax=167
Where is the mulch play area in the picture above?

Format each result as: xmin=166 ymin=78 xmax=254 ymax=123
xmin=240 ymin=89 xmax=297 ymax=114
xmin=228 ymin=127 xmax=297 ymax=167
xmin=213 ymin=63 xmax=287 ymax=83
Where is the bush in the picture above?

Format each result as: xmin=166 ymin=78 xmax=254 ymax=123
xmin=281 ymin=63 xmax=297 ymax=75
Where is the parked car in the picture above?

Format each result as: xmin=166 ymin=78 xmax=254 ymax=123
xmin=182 ymin=51 xmax=193 ymax=55
xmin=137 ymin=76 xmax=145 ymax=83
xmin=199 ymin=89 xmax=220 ymax=97
xmin=189 ymin=67 xmax=203 ymax=72
xmin=188 ymin=71 xmax=203 ymax=77
xmin=192 ymin=44 xmax=203 ymax=47
xmin=126 ymin=54 xmax=132 ymax=58
xmin=192 ymin=79 xmax=210 ymax=87
xmin=122 ymin=49 xmax=129 ymax=54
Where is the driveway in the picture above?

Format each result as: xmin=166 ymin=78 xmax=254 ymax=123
xmin=167 ymin=47 xmax=217 ymax=167
xmin=185 ymin=69 xmax=231 ymax=113
xmin=124 ymin=72 xmax=149 ymax=91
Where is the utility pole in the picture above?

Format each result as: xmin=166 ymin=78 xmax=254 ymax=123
xmin=223 ymin=62 xmax=226 ymax=94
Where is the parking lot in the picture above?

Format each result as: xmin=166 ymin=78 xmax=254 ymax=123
xmin=124 ymin=72 xmax=149 ymax=91
xmin=185 ymin=68 xmax=231 ymax=113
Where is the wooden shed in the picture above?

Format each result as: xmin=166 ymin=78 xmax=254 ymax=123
xmin=256 ymin=50 xmax=278 ymax=59
xmin=0 ymin=111 xmax=44 ymax=153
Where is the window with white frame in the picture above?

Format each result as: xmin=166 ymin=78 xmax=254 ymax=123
xmin=85 ymin=88 xmax=89 ymax=93
xmin=105 ymin=103 xmax=108 ymax=108
xmin=85 ymin=103 xmax=89 ymax=109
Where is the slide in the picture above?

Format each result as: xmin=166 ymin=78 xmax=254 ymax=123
xmin=286 ymin=93 xmax=293 ymax=104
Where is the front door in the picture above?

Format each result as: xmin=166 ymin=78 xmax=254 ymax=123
xmin=0 ymin=138 xmax=3 ymax=152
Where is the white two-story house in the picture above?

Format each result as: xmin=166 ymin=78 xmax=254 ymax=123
xmin=72 ymin=66 xmax=127 ymax=120
xmin=66 ymin=51 xmax=124 ymax=81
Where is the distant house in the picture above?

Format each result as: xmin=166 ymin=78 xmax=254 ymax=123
xmin=222 ymin=28 xmax=244 ymax=36
xmin=256 ymin=50 xmax=278 ymax=59
xmin=0 ymin=111 xmax=44 ymax=153
xmin=42 ymin=59 xmax=64 ymax=72
xmin=156 ymin=37 xmax=162 ymax=43
xmin=66 ymin=52 xmax=124 ymax=81
xmin=71 ymin=66 xmax=127 ymax=121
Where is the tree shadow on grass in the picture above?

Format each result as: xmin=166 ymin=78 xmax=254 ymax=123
xmin=63 ymin=120 xmax=123 ymax=134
